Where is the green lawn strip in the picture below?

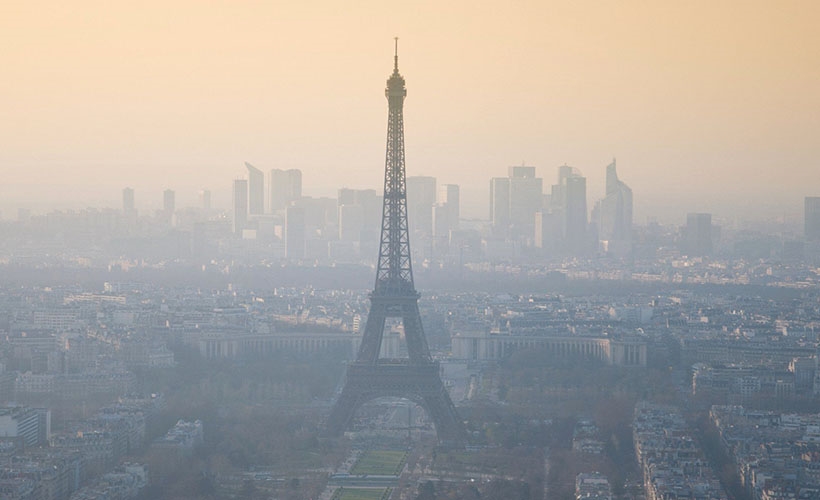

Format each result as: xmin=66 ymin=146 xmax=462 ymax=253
xmin=331 ymin=487 xmax=391 ymax=500
xmin=350 ymin=450 xmax=408 ymax=476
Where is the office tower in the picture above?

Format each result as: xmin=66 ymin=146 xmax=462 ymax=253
xmin=437 ymin=183 xmax=460 ymax=230
xmin=326 ymin=42 xmax=463 ymax=443
xmin=432 ymin=203 xmax=450 ymax=238
xmin=122 ymin=187 xmax=135 ymax=213
xmin=232 ymin=179 xmax=248 ymax=235
xmin=199 ymin=189 xmax=212 ymax=211
xmin=806 ymin=197 xmax=820 ymax=240
xmin=337 ymin=188 xmax=357 ymax=206
xmin=407 ymin=176 xmax=436 ymax=235
xmin=534 ymin=210 xmax=561 ymax=251
xmin=294 ymin=196 xmax=335 ymax=230
xmin=245 ymin=162 xmax=265 ymax=215
xmin=337 ymin=188 xmax=382 ymax=255
xmin=685 ymin=213 xmax=713 ymax=256
xmin=285 ymin=205 xmax=305 ymax=259
xmin=489 ymin=177 xmax=511 ymax=236
xmin=564 ymin=174 xmax=587 ymax=251
xmin=508 ymin=166 xmax=542 ymax=239
xmin=593 ymin=159 xmax=633 ymax=251
xmin=163 ymin=189 xmax=175 ymax=215
xmin=549 ymin=166 xmax=587 ymax=253
xmin=270 ymin=168 xmax=302 ymax=212
xmin=490 ymin=166 xmax=542 ymax=240
xmin=339 ymin=203 xmax=364 ymax=241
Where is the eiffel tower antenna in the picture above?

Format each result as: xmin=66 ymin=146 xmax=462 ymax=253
xmin=394 ymin=37 xmax=399 ymax=71
xmin=325 ymin=41 xmax=464 ymax=444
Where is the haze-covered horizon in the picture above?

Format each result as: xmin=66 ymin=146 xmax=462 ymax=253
xmin=1 ymin=1 xmax=818 ymax=225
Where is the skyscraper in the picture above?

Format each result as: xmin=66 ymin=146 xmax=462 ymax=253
xmin=563 ymin=173 xmax=587 ymax=253
xmin=534 ymin=210 xmax=561 ymax=251
xmin=270 ymin=169 xmax=302 ymax=212
xmin=338 ymin=203 xmax=364 ymax=242
xmin=285 ymin=205 xmax=305 ymax=259
xmin=437 ymin=183 xmax=460 ymax=231
xmin=490 ymin=166 xmax=542 ymax=240
xmin=508 ymin=166 xmax=542 ymax=240
xmin=593 ymin=159 xmax=633 ymax=253
xmin=685 ymin=213 xmax=713 ymax=256
xmin=245 ymin=162 xmax=265 ymax=215
xmin=232 ymin=179 xmax=248 ymax=235
xmin=122 ymin=187 xmax=135 ymax=213
xmin=489 ymin=177 xmax=511 ymax=237
xmin=337 ymin=188 xmax=381 ymax=249
xmin=163 ymin=189 xmax=175 ymax=214
xmin=550 ymin=166 xmax=587 ymax=253
xmin=407 ymin=176 xmax=436 ymax=236
xmin=806 ymin=197 xmax=820 ymax=241
xmin=199 ymin=189 xmax=212 ymax=211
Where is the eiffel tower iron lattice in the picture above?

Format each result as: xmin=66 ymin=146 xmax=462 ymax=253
xmin=325 ymin=40 xmax=464 ymax=444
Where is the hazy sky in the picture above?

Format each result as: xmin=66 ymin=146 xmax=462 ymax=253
xmin=1 ymin=1 xmax=818 ymax=222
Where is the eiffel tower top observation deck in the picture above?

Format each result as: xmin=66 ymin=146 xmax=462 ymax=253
xmin=376 ymin=38 xmax=414 ymax=297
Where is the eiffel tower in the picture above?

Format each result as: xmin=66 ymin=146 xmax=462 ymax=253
xmin=325 ymin=40 xmax=464 ymax=444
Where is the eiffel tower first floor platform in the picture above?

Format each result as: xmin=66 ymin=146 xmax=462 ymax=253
xmin=325 ymin=360 xmax=465 ymax=445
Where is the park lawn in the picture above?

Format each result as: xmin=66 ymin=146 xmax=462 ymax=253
xmin=350 ymin=450 xmax=408 ymax=476
xmin=332 ymin=487 xmax=391 ymax=500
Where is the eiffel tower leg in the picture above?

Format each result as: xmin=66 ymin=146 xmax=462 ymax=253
xmin=356 ymin=300 xmax=388 ymax=362
xmin=402 ymin=300 xmax=430 ymax=363
xmin=422 ymin=384 xmax=465 ymax=444
xmin=324 ymin=382 xmax=360 ymax=437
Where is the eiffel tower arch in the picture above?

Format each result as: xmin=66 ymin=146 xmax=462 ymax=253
xmin=325 ymin=41 xmax=464 ymax=444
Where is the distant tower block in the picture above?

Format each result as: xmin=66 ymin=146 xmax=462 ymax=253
xmin=232 ymin=179 xmax=248 ymax=235
xmin=686 ymin=213 xmax=713 ymax=256
xmin=245 ymin=162 xmax=265 ymax=215
xmin=270 ymin=168 xmax=302 ymax=212
xmin=806 ymin=197 xmax=820 ymax=241
xmin=163 ymin=189 xmax=176 ymax=215
xmin=122 ymin=187 xmax=135 ymax=213
xmin=325 ymin=41 xmax=464 ymax=444
xmin=199 ymin=189 xmax=212 ymax=211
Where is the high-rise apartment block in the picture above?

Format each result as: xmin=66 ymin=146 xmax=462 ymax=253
xmin=806 ymin=197 xmax=820 ymax=241
xmin=245 ymin=162 xmax=265 ymax=216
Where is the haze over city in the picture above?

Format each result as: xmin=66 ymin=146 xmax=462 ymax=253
xmin=5 ymin=3 xmax=820 ymax=500
xmin=2 ymin=1 xmax=819 ymax=222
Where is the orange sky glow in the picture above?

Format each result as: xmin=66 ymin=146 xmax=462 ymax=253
xmin=1 ymin=1 xmax=818 ymax=222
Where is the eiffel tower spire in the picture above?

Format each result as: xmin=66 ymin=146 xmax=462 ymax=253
xmin=325 ymin=42 xmax=464 ymax=444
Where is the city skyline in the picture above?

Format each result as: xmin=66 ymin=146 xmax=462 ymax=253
xmin=2 ymin=2 xmax=819 ymax=223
